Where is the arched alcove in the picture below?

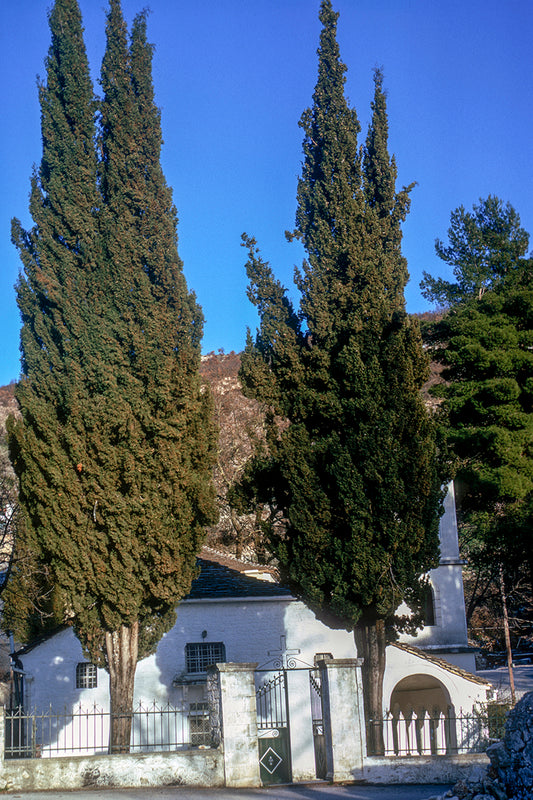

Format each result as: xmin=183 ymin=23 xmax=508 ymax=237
xmin=388 ymin=674 xmax=457 ymax=755
xmin=389 ymin=673 xmax=451 ymax=717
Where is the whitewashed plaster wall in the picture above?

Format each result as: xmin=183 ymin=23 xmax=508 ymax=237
xmin=21 ymin=628 xmax=110 ymax=714
xmin=18 ymin=591 xmax=489 ymax=734
xmin=17 ymin=490 xmax=488 ymax=734
xmin=19 ymin=596 xmax=357 ymax=713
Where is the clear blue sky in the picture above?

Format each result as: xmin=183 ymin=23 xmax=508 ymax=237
xmin=1 ymin=0 xmax=532 ymax=386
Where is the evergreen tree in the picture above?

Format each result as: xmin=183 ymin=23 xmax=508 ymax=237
xmin=8 ymin=0 xmax=216 ymax=752
xmin=238 ymin=0 xmax=440 ymax=754
xmin=420 ymin=196 xmax=530 ymax=305
xmin=8 ymin=0 xmax=100 ymax=642
xmin=421 ymin=199 xmax=533 ymax=623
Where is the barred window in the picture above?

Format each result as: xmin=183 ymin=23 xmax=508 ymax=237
xmin=189 ymin=701 xmax=210 ymax=745
xmin=185 ymin=642 xmax=225 ymax=674
xmin=76 ymin=662 xmax=97 ymax=689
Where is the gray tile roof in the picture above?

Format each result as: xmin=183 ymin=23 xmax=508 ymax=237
xmin=13 ymin=557 xmax=292 ymax=657
xmin=185 ymin=558 xmax=291 ymax=600
xmin=199 ymin=546 xmax=279 ymax=578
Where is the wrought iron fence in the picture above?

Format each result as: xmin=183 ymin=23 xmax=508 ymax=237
xmin=367 ymin=706 xmax=508 ymax=757
xmin=4 ymin=700 xmax=211 ymax=759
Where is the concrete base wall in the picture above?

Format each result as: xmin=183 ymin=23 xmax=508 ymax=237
xmin=0 ymin=747 xmax=224 ymax=793
xmin=362 ymin=753 xmax=489 ymax=784
xmin=0 ymin=749 xmax=491 ymax=792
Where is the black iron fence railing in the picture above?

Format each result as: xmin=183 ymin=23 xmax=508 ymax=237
xmin=4 ymin=701 xmax=211 ymax=759
xmin=366 ymin=706 xmax=509 ymax=757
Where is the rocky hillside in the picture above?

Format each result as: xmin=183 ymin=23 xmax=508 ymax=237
xmin=0 ymin=383 xmax=17 ymax=487
xmin=0 ymin=384 xmax=17 ymax=439
xmin=200 ymin=352 xmax=268 ymax=561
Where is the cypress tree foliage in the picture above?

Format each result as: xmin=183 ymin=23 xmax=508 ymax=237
xmin=238 ymin=0 xmax=440 ymax=754
xmin=8 ymin=0 xmax=216 ymax=752
xmin=8 ymin=0 xmax=100 ymax=639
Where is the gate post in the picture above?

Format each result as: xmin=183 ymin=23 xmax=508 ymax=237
xmin=215 ymin=663 xmax=261 ymax=788
xmin=285 ymin=669 xmax=316 ymax=781
xmin=319 ymin=658 xmax=365 ymax=782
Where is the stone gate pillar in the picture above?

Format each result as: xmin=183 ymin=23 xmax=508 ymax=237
xmin=319 ymin=657 xmax=365 ymax=782
xmin=210 ymin=663 xmax=261 ymax=788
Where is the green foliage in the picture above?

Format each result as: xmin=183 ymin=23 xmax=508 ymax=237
xmin=485 ymin=701 xmax=512 ymax=739
xmin=238 ymin=0 xmax=440 ymax=635
xmin=7 ymin=0 xmax=217 ymax=664
xmin=420 ymin=196 xmax=530 ymax=306
xmin=423 ymin=199 xmax=533 ymax=520
xmin=430 ymin=284 xmax=533 ymax=535
xmin=1 ymin=520 xmax=62 ymax=644
xmin=422 ymin=198 xmax=533 ymax=639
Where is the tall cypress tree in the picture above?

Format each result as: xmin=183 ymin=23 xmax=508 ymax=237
xmin=238 ymin=0 xmax=440 ymax=753
xmin=8 ymin=0 xmax=216 ymax=752
xmin=9 ymin=0 xmax=100 ymax=639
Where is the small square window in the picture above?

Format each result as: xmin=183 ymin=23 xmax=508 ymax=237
xmin=185 ymin=642 xmax=225 ymax=674
xmin=76 ymin=662 xmax=97 ymax=689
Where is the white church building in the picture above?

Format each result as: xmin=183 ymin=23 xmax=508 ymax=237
xmin=8 ymin=482 xmax=492 ymax=781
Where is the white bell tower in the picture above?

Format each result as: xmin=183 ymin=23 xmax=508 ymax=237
xmin=400 ymin=482 xmax=477 ymax=672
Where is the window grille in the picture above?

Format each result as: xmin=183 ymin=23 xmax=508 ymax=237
xmin=76 ymin=662 xmax=97 ymax=689
xmin=189 ymin=701 xmax=210 ymax=745
xmin=185 ymin=642 xmax=225 ymax=674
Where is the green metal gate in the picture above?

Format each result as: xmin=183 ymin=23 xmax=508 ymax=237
xmin=256 ymin=671 xmax=291 ymax=784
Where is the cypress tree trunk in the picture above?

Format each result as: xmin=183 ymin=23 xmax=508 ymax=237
xmin=105 ymin=622 xmax=139 ymax=753
xmin=354 ymin=617 xmax=386 ymax=756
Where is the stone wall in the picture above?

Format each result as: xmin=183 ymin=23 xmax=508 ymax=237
xmin=0 ymin=748 xmax=224 ymax=793
xmin=429 ymin=692 xmax=533 ymax=800
xmin=363 ymin=754 xmax=489 ymax=785
xmin=487 ymin=691 xmax=533 ymax=800
xmin=0 ymin=663 xmax=262 ymax=793
xmin=0 ymin=658 xmax=499 ymax=793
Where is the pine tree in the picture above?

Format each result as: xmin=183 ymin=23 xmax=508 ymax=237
xmin=421 ymin=199 xmax=533 ymax=625
xmin=238 ymin=0 xmax=440 ymax=754
xmin=8 ymin=0 xmax=216 ymax=752
xmin=420 ymin=196 xmax=530 ymax=305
